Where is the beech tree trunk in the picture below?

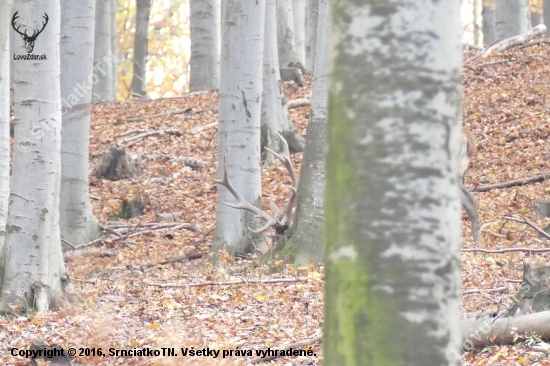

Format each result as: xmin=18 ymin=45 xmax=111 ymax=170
xmin=324 ymin=0 xmax=463 ymax=363
xmin=189 ymin=0 xmax=219 ymax=91
xmin=304 ymin=0 xmax=318 ymax=72
xmin=0 ymin=0 xmax=14 ymax=72
xmin=545 ymin=0 xmax=550 ymax=35
xmin=261 ymin=2 xmax=305 ymax=163
xmin=130 ymin=0 xmax=151 ymax=97
xmin=60 ymin=0 xmax=102 ymax=246
xmin=1 ymin=0 xmax=72 ymax=312
xmin=281 ymin=0 xmax=329 ymax=266
xmin=213 ymin=0 xmax=267 ymax=255
xmin=292 ymin=0 xmax=306 ymax=67
xmin=93 ymin=0 xmax=117 ymax=101
xmin=496 ymin=0 xmax=529 ymax=39
xmin=0 ymin=27 xmax=9 ymax=251
xmin=277 ymin=0 xmax=303 ymax=70
xmin=483 ymin=0 xmax=497 ymax=45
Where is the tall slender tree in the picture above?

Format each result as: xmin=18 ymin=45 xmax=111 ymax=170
xmin=213 ymin=0 xmax=267 ymax=255
xmin=280 ymin=0 xmax=330 ymax=265
xmin=483 ymin=0 xmax=497 ymax=45
xmin=0 ymin=0 xmax=14 ymax=71
xmin=544 ymin=0 xmax=550 ymax=35
xmin=130 ymin=0 xmax=151 ymax=97
xmin=0 ymin=20 xmax=10 ymax=251
xmin=496 ymin=0 xmax=529 ymax=39
xmin=277 ymin=0 xmax=303 ymax=70
xmin=93 ymin=0 xmax=117 ymax=101
xmin=292 ymin=0 xmax=306 ymax=66
xmin=261 ymin=0 xmax=305 ymax=164
xmin=189 ymin=0 xmax=219 ymax=91
xmin=324 ymin=0 xmax=463 ymax=364
xmin=1 ymin=0 xmax=72 ymax=312
xmin=59 ymin=0 xmax=102 ymax=245
xmin=304 ymin=0 xmax=319 ymax=72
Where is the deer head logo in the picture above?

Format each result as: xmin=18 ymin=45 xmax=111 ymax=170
xmin=11 ymin=11 xmax=49 ymax=54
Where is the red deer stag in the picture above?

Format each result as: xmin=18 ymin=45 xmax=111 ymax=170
xmin=217 ymin=131 xmax=481 ymax=244
xmin=216 ymin=133 xmax=298 ymax=235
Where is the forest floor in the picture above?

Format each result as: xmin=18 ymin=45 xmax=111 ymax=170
xmin=3 ymin=46 xmax=550 ymax=365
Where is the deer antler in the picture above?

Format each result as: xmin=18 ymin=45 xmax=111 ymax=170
xmin=215 ymin=156 xmax=278 ymax=234
xmin=264 ymin=132 xmax=298 ymax=227
xmin=215 ymin=133 xmax=299 ymax=234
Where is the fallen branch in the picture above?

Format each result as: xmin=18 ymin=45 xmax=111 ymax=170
xmin=475 ymin=60 xmax=510 ymax=69
xmin=463 ymin=43 xmax=484 ymax=51
xmin=152 ymin=252 xmax=204 ymax=265
xmin=116 ymin=128 xmax=186 ymax=148
xmin=503 ymin=216 xmax=550 ymax=240
xmin=462 ymin=247 xmax=550 ymax=254
xmin=481 ymin=24 xmax=547 ymax=57
xmin=191 ymin=121 xmax=217 ymax=133
xmin=146 ymin=277 xmax=308 ymax=288
xmin=472 ymin=173 xmax=550 ymax=192
xmin=504 ymin=278 xmax=522 ymax=284
xmin=115 ymin=108 xmax=192 ymax=124
xmin=532 ymin=343 xmax=550 ymax=354
xmin=519 ymin=39 xmax=550 ymax=49
xmin=287 ymin=98 xmax=311 ymax=109
xmin=69 ymin=222 xmax=200 ymax=252
xmin=246 ymin=336 xmax=322 ymax=365
xmin=462 ymin=311 xmax=550 ymax=348
xmin=463 ymin=286 xmax=508 ymax=296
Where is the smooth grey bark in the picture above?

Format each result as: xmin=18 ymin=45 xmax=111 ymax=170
xmin=282 ymin=0 xmax=329 ymax=266
xmin=261 ymin=0 xmax=305 ymax=162
xmin=292 ymin=0 xmax=306 ymax=67
xmin=324 ymin=0 xmax=463 ymax=364
xmin=496 ymin=0 xmax=529 ymax=39
xmin=213 ymin=0 xmax=267 ymax=255
xmin=60 ymin=0 xmax=102 ymax=246
xmin=1 ymin=0 xmax=72 ymax=312
xmin=0 ymin=0 xmax=14 ymax=72
xmin=304 ymin=0 xmax=318 ymax=72
xmin=0 ymin=29 xmax=9 ymax=252
xmin=189 ymin=0 xmax=219 ymax=91
xmin=130 ymin=0 xmax=150 ymax=97
xmin=277 ymin=0 xmax=303 ymax=70
xmin=483 ymin=0 xmax=497 ymax=44
xmin=545 ymin=0 xmax=550 ymax=35
xmin=111 ymin=0 xmax=118 ymax=94
xmin=93 ymin=0 xmax=117 ymax=101
xmin=531 ymin=11 xmax=542 ymax=26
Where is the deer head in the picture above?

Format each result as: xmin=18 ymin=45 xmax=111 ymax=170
xmin=12 ymin=11 xmax=49 ymax=54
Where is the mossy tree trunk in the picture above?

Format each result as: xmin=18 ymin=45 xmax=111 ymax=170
xmin=324 ymin=0 xmax=463 ymax=364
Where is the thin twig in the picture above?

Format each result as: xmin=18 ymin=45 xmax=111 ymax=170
xmin=116 ymin=108 xmax=191 ymax=124
xmin=61 ymin=237 xmax=75 ymax=250
xmin=503 ymin=216 xmax=550 ymax=240
xmin=519 ymin=39 xmax=550 ymax=49
xmin=472 ymin=173 xmax=550 ymax=192
xmin=475 ymin=60 xmax=510 ymax=69
xmin=146 ymin=277 xmax=309 ymax=288
xmin=462 ymin=247 xmax=550 ymax=254
xmin=463 ymin=286 xmax=508 ymax=295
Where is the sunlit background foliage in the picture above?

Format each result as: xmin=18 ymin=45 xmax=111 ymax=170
xmin=117 ymin=0 xmax=190 ymax=99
